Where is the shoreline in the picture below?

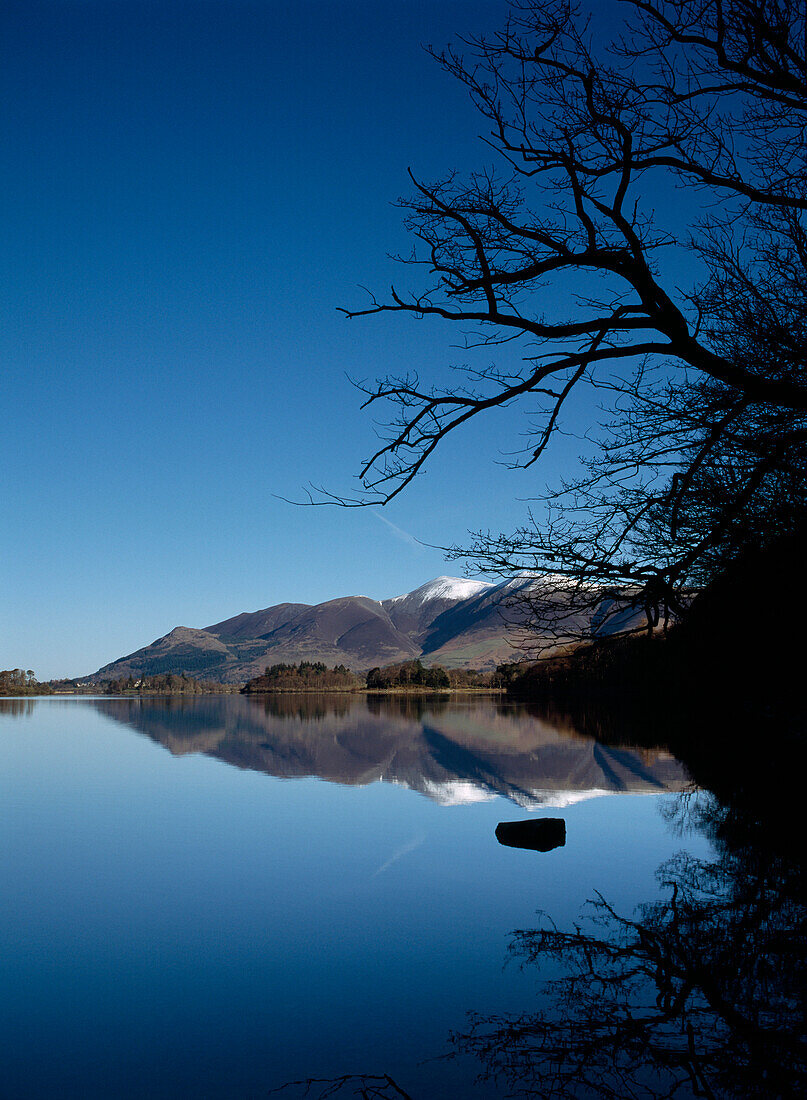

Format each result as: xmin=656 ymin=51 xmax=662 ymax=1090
xmin=5 ymin=686 xmax=508 ymax=698
xmin=243 ymin=686 xmax=507 ymax=696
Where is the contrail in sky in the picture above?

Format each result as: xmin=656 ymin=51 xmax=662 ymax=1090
xmin=373 ymin=510 xmax=423 ymax=550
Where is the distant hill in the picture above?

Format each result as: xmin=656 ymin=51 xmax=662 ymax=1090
xmin=89 ymin=576 xmax=535 ymax=684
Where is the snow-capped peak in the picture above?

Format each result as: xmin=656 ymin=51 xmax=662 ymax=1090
xmin=388 ymin=576 xmax=495 ymax=605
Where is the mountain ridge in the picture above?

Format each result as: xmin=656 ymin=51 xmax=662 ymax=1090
xmin=90 ymin=576 xmax=525 ymax=684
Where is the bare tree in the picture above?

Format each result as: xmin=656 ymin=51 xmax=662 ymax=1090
xmin=336 ymin=0 xmax=807 ymax=637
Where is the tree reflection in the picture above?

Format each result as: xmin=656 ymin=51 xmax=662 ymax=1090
xmin=0 ymin=698 xmax=36 ymax=717
xmin=364 ymin=693 xmax=452 ymax=720
xmin=453 ymin=791 xmax=806 ymax=1098
xmin=249 ymin=692 xmax=356 ymax=721
xmin=271 ymin=1073 xmax=412 ymax=1099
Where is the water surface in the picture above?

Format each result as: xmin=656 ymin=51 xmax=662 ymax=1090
xmin=0 ymin=694 xmax=700 ymax=1097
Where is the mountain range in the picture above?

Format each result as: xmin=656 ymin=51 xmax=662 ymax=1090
xmin=88 ymin=693 xmax=689 ymax=807
xmin=90 ymin=576 xmax=538 ymax=684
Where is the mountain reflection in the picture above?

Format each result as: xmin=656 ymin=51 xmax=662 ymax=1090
xmin=87 ymin=694 xmax=687 ymax=806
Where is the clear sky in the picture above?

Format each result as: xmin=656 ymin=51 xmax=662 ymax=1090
xmin=2 ymin=0 xmax=613 ymax=679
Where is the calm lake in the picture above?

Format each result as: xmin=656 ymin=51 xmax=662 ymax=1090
xmin=0 ymin=693 xmax=732 ymax=1097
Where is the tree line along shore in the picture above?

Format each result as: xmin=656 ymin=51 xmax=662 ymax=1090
xmin=0 ymin=661 xmax=508 ymax=697
xmin=7 ymin=521 xmax=804 ymax=716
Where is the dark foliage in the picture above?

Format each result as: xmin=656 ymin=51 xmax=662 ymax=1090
xmin=504 ymin=520 xmax=807 ymax=712
xmin=242 ymin=661 xmax=362 ymax=693
xmin=445 ymin=666 xmax=500 ymax=688
xmin=366 ymin=660 xmax=451 ymax=689
xmin=0 ymin=669 xmax=50 ymax=696
xmin=102 ymin=673 xmax=235 ymax=695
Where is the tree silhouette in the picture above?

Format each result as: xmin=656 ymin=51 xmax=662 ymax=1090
xmin=335 ymin=0 xmax=807 ymax=637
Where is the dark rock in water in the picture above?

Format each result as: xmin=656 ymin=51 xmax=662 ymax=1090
xmin=496 ymin=817 xmax=566 ymax=852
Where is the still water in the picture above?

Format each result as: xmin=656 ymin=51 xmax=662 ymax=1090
xmin=1 ymin=694 xmax=704 ymax=1097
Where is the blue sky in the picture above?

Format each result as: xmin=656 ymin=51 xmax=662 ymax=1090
xmin=2 ymin=0 xmax=628 ymax=678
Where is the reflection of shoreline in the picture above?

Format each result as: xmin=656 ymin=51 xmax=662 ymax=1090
xmin=74 ymin=694 xmax=689 ymax=807
xmin=243 ymin=688 xmax=507 ymax=695
xmin=0 ymin=697 xmax=38 ymax=717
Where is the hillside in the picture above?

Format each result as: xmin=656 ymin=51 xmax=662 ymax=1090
xmin=90 ymin=576 xmax=528 ymax=684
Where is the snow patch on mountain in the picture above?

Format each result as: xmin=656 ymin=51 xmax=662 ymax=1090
xmin=387 ymin=576 xmax=494 ymax=605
